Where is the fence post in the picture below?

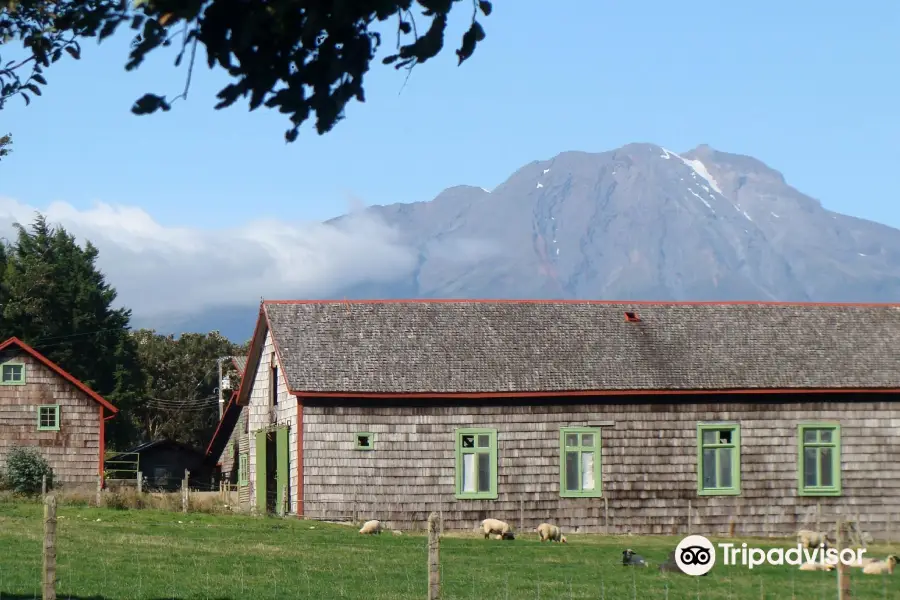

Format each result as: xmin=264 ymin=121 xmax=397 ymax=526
xmin=688 ymin=500 xmax=692 ymax=534
xmin=518 ymin=498 xmax=524 ymax=533
xmin=604 ymin=497 xmax=609 ymax=535
xmin=182 ymin=469 xmax=190 ymax=513
xmin=836 ymin=518 xmax=850 ymax=600
xmin=427 ymin=511 xmax=441 ymax=600
xmin=41 ymin=474 xmax=47 ymax=498
xmin=95 ymin=474 xmax=102 ymax=507
xmin=137 ymin=472 xmax=143 ymax=494
xmin=42 ymin=494 xmax=57 ymax=600
xmin=281 ymin=484 xmax=287 ymax=517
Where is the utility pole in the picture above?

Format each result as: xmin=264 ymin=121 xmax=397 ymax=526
xmin=217 ymin=356 xmax=232 ymax=420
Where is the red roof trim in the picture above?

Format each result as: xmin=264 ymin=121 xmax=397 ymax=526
xmin=263 ymin=299 xmax=900 ymax=308
xmin=205 ymin=390 xmax=239 ymax=456
xmin=291 ymin=388 xmax=900 ymax=399
xmin=233 ymin=303 xmax=269 ymax=408
xmin=0 ymin=337 xmax=118 ymax=414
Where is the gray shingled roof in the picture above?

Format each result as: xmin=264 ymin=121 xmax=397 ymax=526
xmin=231 ymin=355 xmax=247 ymax=376
xmin=262 ymin=301 xmax=900 ymax=394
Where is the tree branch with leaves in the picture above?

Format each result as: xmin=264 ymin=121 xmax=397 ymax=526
xmin=1 ymin=0 xmax=492 ymax=142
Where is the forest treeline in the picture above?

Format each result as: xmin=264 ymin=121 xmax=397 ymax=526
xmin=0 ymin=215 xmax=248 ymax=451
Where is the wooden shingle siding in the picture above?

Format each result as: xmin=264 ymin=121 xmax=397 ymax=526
xmin=302 ymin=394 xmax=900 ymax=536
xmin=245 ymin=330 xmax=298 ymax=514
xmin=0 ymin=348 xmax=100 ymax=486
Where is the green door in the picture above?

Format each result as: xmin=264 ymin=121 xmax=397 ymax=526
xmin=255 ymin=430 xmax=267 ymax=513
xmin=276 ymin=426 xmax=290 ymax=514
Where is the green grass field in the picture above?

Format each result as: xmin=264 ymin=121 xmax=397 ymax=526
xmin=1 ymin=501 xmax=898 ymax=599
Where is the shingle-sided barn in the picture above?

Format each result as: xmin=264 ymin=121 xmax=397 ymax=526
xmin=0 ymin=337 xmax=118 ymax=488
xmin=235 ymin=300 xmax=900 ymax=536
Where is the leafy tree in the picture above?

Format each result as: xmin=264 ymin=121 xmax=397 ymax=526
xmin=131 ymin=329 xmax=242 ymax=449
xmin=4 ymin=446 xmax=53 ymax=495
xmin=0 ymin=0 xmax=492 ymax=142
xmin=0 ymin=133 xmax=10 ymax=161
xmin=0 ymin=214 xmax=146 ymax=448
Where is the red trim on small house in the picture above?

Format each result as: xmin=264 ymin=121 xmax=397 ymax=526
xmin=291 ymin=388 xmax=900 ymax=399
xmin=0 ymin=337 xmax=119 ymax=414
xmin=233 ymin=303 xmax=269 ymax=408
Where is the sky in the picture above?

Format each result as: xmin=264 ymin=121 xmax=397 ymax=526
xmin=0 ymin=0 xmax=898 ymax=322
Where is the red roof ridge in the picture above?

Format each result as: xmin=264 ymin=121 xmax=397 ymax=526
xmin=0 ymin=337 xmax=118 ymax=414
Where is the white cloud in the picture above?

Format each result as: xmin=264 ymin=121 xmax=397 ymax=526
xmin=0 ymin=196 xmax=427 ymax=320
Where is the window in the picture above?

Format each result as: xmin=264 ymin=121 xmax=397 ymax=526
xmin=1 ymin=362 xmax=25 ymax=385
xmin=697 ymin=423 xmax=741 ymax=495
xmin=270 ymin=354 xmax=278 ymax=407
xmin=238 ymin=453 xmax=249 ymax=486
xmin=798 ymin=424 xmax=841 ymax=496
xmin=454 ymin=428 xmax=497 ymax=499
xmin=37 ymin=405 xmax=60 ymax=431
xmin=355 ymin=432 xmax=374 ymax=450
xmin=559 ymin=428 xmax=602 ymax=497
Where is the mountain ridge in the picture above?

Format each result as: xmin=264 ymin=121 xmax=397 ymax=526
xmin=136 ymin=142 xmax=900 ymax=341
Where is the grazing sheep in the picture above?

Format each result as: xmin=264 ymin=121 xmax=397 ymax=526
xmin=862 ymin=555 xmax=897 ymax=575
xmin=796 ymin=529 xmax=831 ymax=549
xmin=847 ymin=556 xmax=876 ymax=569
xmin=799 ymin=561 xmax=835 ymax=572
xmin=622 ymin=549 xmax=648 ymax=567
xmin=536 ymin=523 xmax=567 ymax=543
xmin=358 ymin=519 xmax=382 ymax=535
xmin=480 ymin=518 xmax=512 ymax=540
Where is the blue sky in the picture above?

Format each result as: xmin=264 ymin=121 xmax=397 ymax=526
xmin=2 ymin=0 xmax=897 ymax=228
xmin=0 ymin=1 xmax=897 ymax=322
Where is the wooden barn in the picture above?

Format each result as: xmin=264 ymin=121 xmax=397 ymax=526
xmin=0 ymin=336 xmax=118 ymax=488
xmin=112 ymin=439 xmax=213 ymax=491
xmin=234 ymin=300 xmax=900 ymax=536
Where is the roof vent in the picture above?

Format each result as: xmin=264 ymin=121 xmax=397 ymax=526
xmin=624 ymin=311 xmax=641 ymax=323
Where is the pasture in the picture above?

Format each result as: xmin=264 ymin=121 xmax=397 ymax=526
xmin=0 ymin=500 xmax=897 ymax=599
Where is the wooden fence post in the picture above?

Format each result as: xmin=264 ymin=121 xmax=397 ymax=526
xmin=95 ymin=474 xmax=102 ymax=507
xmin=518 ymin=498 xmax=524 ymax=533
xmin=688 ymin=500 xmax=692 ymax=534
xmin=137 ymin=472 xmax=143 ymax=494
xmin=41 ymin=474 xmax=47 ymax=497
xmin=604 ymin=497 xmax=609 ymax=535
xmin=836 ymin=518 xmax=850 ymax=600
xmin=42 ymin=494 xmax=57 ymax=600
xmin=427 ymin=511 xmax=441 ymax=600
xmin=182 ymin=469 xmax=190 ymax=513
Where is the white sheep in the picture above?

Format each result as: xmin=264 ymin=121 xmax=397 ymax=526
xmin=359 ymin=519 xmax=382 ymax=535
xmin=480 ymin=518 xmax=512 ymax=539
xmin=862 ymin=555 xmax=897 ymax=575
xmin=798 ymin=561 xmax=835 ymax=572
xmin=536 ymin=523 xmax=567 ymax=543
xmin=796 ymin=529 xmax=831 ymax=549
xmin=847 ymin=556 xmax=876 ymax=569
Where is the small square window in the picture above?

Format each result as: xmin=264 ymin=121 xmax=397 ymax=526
xmin=1 ymin=362 xmax=25 ymax=385
xmin=355 ymin=432 xmax=374 ymax=451
xmin=38 ymin=405 xmax=60 ymax=431
xmin=461 ymin=434 xmax=475 ymax=448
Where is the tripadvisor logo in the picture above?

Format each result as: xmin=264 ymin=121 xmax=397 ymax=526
xmin=674 ymin=534 xmax=867 ymax=576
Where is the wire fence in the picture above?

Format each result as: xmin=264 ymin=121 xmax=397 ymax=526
xmin=1 ymin=492 xmax=899 ymax=600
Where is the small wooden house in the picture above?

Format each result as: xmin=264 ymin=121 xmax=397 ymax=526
xmin=112 ymin=439 xmax=212 ymax=491
xmin=0 ymin=336 xmax=118 ymax=489
xmin=234 ymin=300 xmax=900 ymax=536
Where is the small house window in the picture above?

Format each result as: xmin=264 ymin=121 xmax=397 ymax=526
xmin=454 ymin=428 xmax=497 ymax=500
xmin=560 ymin=428 xmax=602 ymax=497
xmin=355 ymin=432 xmax=374 ymax=450
xmin=697 ymin=423 xmax=741 ymax=495
xmin=798 ymin=424 xmax=841 ymax=496
xmin=238 ymin=453 xmax=249 ymax=486
xmin=37 ymin=405 xmax=60 ymax=431
xmin=1 ymin=362 xmax=25 ymax=385
xmin=270 ymin=354 xmax=278 ymax=407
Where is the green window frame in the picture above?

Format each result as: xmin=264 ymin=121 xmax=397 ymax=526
xmin=0 ymin=361 xmax=25 ymax=385
xmin=798 ymin=423 xmax=841 ymax=496
xmin=355 ymin=432 xmax=374 ymax=451
xmin=697 ymin=423 xmax=741 ymax=495
xmin=559 ymin=427 xmax=602 ymax=497
xmin=37 ymin=405 xmax=60 ymax=431
xmin=454 ymin=428 xmax=497 ymax=500
xmin=238 ymin=453 xmax=249 ymax=486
